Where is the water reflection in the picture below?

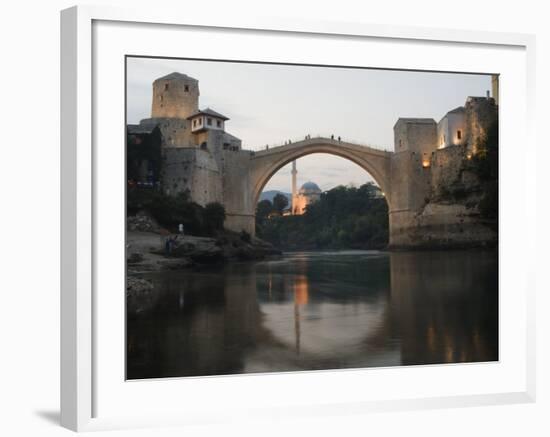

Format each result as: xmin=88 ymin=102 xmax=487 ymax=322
xmin=127 ymin=250 xmax=498 ymax=379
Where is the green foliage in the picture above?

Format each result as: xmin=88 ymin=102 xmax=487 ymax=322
xmin=256 ymin=199 xmax=273 ymax=226
xmin=272 ymin=193 xmax=289 ymax=215
xmin=478 ymin=180 xmax=498 ymax=220
xmin=257 ymin=182 xmax=389 ymax=250
xmin=127 ymin=127 xmax=162 ymax=183
xmin=470 ymin=121 xmax=499 ymax=219
xmin=471 ymin=121 xmax=499 ymax=182
xmin=203 ymin=202 xmax=226 ymax=234
xmin=240 ymin=230 xmax=252 ymax=243
xmin=127 ymin=189 xmax=225 ymax=236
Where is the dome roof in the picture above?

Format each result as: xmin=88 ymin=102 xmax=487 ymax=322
xmin=299 ymin=181 xmax=321 ymax=194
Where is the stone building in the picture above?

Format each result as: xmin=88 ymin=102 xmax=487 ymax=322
xmin=127 ymin=72 xmax=244 ymax=208
xmin=292 ymin=181 xmax=322 ymax=215
xmin=437 ymin=106 xmax=466 ymax=149
xmin=390 ymin=92 xmax=498 ymax=248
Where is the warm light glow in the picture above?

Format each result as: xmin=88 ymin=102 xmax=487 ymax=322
xmin=422 ymin=159 xmax=430 ymax=168
xmin=466 ymin=152 xmax=473 ymax=160
xmin=294 ymin=276 xmax=309 ymax=306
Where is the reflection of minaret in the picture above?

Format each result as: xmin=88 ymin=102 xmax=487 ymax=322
xmin=291 ymin=160 xmax=297 ymax=215
xmin=293 ymin=275 xmax=309 ymax=355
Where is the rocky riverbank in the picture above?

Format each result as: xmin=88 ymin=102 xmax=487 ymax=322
xmin=126 ymin=213 xmax=281 ymax=275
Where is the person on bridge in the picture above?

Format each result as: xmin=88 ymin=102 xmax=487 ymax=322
xmin=338 ymin=136 xmax=341 ymax=142
xmin=331 ymin=134 xmax=334 ymax=140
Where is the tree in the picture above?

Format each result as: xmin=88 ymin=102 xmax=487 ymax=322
xmin=471 ymin=121 xmax=498 ymax=221
xmin=256 ymin=183 xmax=389 ymax=250
xmin=272 ymin=193 xmax=289 ymax=215
xmin=256 ymin=199 xmax=273 ymax=222
xmin=203 ymin=202 xmax=226 ymax=234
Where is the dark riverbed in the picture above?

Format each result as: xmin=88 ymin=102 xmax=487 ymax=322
xmin=126 ymin=250 xmax=498 ymax=379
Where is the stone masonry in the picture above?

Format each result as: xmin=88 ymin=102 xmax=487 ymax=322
xmin=127 ymin=71 xmax=499 ymax=248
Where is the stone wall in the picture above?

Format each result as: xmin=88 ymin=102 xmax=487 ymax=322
xmin=430 ymin=145 xmax=466 ymax=199
xmin=394 ymin=118 xmax=437 ymax=155
xmin=220 ymin=149 xmax=255 ymax=234
xmin=389 ymin=144 xmax=497 ymax=249
xmin=138 ymin=118 xmax=193 ymax=148
xmin=151 ymin=73 xmax=199 ymax=119
xmin=161 ymin=147 xmax=223 ymax=206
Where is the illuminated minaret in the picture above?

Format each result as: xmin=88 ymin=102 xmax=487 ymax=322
xmin=291 ymin=160 xmax=298 ymax=215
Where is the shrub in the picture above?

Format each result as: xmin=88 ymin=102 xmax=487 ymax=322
xmin=203 ymin=202 xmax=226 ymax=234
xmin=240 ymin=230 xmax=252 ymax=243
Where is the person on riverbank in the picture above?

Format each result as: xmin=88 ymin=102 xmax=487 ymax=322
xmin=164 ymin=235 xmax=178 ymax=256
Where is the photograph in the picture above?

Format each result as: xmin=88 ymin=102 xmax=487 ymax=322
xmin=125 ymin=56 xmax=499 ymax=380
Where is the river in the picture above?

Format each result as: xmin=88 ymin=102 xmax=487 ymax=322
xmin=127 ymin=250 xmax=498 ymax=380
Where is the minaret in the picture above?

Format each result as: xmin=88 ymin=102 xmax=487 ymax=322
xmin=291 ymin=160 xmax=297 ymax=215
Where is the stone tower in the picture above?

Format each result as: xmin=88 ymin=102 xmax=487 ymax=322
xmin=151 ymin=72 xmax=199 ymax=119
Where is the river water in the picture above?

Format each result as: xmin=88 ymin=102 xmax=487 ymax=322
xmin=127 ymin=250 xmax=498 ymax=380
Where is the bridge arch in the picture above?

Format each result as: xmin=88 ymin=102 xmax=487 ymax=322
xmin=249 ymin=137 xmax=393 ymax=209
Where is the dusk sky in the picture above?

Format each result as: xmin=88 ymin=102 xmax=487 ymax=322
xmin=127 ymin=57 xmax=491 ymax=193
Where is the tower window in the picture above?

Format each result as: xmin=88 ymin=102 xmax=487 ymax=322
xmin=184 ymin=85 xmax=189 ymax=92
xmin=399 ymin=139 xmax=402 ymax=148
xmin=207 ymin=118 xmax=212 ymax=126
xmin=193 ymin=119 xmax=197 ymax=127
xmin=457 ymin=129 xmax=462 ymax=140
xmin=164 ymin=83 xmax=169 ymax=90
xmin=216 ymin=120 xmax=222 ymax=128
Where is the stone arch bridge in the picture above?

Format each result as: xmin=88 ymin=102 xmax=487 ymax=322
xmin=249 ymin=138 xmax=392 ymax=206
xmin=222 ymin=136 xmax=424 ymax=247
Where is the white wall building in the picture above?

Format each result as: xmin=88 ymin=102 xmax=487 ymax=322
xmin=187 ymin=107 xmax=229 ymax=133
xmin=437 ymin=106 xmax=466 ymax=149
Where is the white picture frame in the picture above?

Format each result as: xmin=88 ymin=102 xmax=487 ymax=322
xmin=60 ymin=5 xmax=536 ymax=432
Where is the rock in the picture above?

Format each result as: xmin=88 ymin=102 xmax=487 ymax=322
xmin=127 ymin=252 xmax=144 ymax=264
xmin=156 ymin=257 xmax=194 ymax=270
xmin=188 ymin=245 xmax=224 ymax=263
xmin=170 ymin=237 xmax=224 ymax=264
xmin=127 ymin=213 xmax=160 ymax=233
xmin=126 ymin=276 xmax=155 ymax=314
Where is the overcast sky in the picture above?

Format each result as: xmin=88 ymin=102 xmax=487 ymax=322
xmin=127 ymin=57 xmax=491 ymax=193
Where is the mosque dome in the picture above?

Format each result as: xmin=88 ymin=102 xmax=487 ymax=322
xmin=299 ymin=181 xmax=321 ymax=195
